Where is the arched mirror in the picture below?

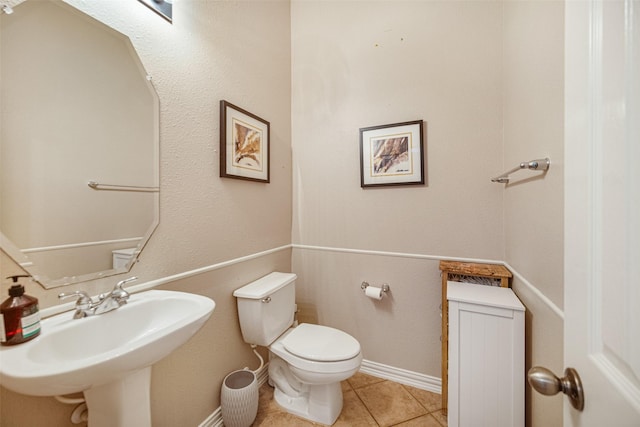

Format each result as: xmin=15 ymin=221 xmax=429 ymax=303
xmin=0 ymin=0 xmax=160 ymax=289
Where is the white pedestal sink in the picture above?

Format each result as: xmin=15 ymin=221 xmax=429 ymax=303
xmin=0 ymin=290 xmax=215 ymax=426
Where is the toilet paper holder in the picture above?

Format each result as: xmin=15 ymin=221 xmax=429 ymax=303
xmin=361 ymin=281 xmax=390 ymax=295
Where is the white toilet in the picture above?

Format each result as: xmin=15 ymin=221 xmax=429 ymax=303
xmin=233 ymin=272 xmax=362 ymax=425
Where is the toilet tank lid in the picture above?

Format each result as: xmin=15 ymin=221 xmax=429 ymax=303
xmin=233 ymin=272 xmax=297 ymax=299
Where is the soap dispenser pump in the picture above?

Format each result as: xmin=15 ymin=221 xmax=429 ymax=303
xmin=1 ymin=275 xmax=41 ymax=346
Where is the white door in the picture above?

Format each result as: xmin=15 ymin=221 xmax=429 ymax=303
xmin=564 ymin=0 xmax=640 ymax=425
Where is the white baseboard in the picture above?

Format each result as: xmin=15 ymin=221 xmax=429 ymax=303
xmin=199 ymin=359 xmax=440 ymax=426
xmin=199 ymin=407 xmax=223 ymax=427
xmin=359 ymin=359 xmax=442 ymax=394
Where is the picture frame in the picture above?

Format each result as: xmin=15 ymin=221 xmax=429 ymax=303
xmin=359 ymin=120 xmax=424 ymax=188
xmin=220 ymin=100 xmax=270 ymax=183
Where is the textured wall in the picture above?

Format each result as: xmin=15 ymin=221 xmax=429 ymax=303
xmin=290 ymin=0 xmax=504 ymax=381
xmin=291 ymin=2 xmax=565 ymax=426
xmin=0 ymin=1 xmax=567 ymax=426
xmin=1 ymin=0 xmax=292 ymax=305
xmin=502 ymin=1 xmax=565 ymax=426
xmin=0 ymin=0 xmax=291 ymax=425
xmin=291 ymin=1 xmax=504 ymax=259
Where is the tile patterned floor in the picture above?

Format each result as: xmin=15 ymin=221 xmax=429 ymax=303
xmin=252 ymin=372 xmax=447 ymax=426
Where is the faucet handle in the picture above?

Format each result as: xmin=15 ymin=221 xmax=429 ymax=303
xmin=112 ymin=276 xmax=137 ymax=302
xmin=59 ymin=290 xmax=93 ymax=308
xmin=114 ymin=276 xmax=138 ymax=290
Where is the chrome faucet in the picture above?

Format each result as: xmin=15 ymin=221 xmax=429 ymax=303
xmin=59 ymin=277 xmax=138 ymax=319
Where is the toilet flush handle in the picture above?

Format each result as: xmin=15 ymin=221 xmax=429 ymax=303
xmin=261 ymin=297 xmax=272 ymax=303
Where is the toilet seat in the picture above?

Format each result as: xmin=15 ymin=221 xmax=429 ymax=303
xmin=270 ymin=325 xmax=362 ymax=375
xmin=282 ymin=323 xmax=360 ymax=362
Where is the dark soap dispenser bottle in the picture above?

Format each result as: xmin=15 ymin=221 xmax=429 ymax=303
xmin=0 ymin=275 xmax=41 ymax=346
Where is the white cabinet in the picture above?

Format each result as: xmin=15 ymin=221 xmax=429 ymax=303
xmin=447 ymin=281 xmax=525 ymax=427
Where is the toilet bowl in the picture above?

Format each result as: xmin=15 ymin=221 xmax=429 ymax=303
xmin=233 ymin=272 xmax=362 ymax=425
xmin=268 ymin=325 xmax=362 ymax=424
xmin=271 ymin=324 xmax=362 ymax=381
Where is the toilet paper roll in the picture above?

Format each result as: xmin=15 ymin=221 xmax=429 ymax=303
xmin=365 ymin=286 xmax=384 ymax=300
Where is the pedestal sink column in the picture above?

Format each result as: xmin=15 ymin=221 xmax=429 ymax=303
xmin=83 ymin=367 xmax=152 ymax=427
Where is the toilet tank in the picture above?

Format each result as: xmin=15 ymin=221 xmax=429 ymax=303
xmin=233 ymin=272 xmax=297 ymax=346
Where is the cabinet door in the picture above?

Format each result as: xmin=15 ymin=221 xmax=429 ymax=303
xmin=448 ymin=299 xmax=524 ymax=427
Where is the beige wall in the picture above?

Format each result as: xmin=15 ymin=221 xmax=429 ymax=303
xmin=0 ymin=249 xmax=292 ymax=426
xmin=0 ymin=0 xmax=292 ymax=425
xmin=1 ymin=0 xmax=292 ymax=307
xmin=293 ymin=250 xmax=444 ymax=377
xmin=292 ymin=1 xmax=566 ymax=426
xmin=503 ymin=1 xmax=565 ymax=426
xmin=1 ymin=0 xmax=567 ymax=426
xmin=291 ymin=0 xmax=504 ymax=384
xmin=291 ymin=0 xmax=505 ymax=259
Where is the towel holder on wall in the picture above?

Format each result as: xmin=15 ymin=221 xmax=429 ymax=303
xmin=88 ymin=181 xmax=159 ymax=193
xmin=491 ymin=158 xmax=550 ymax=184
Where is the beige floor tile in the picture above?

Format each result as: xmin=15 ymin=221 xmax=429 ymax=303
xmin=253 ymin=410 xmax=319 ymax=426
xmin=255 ymin=383 xmax=361 ymax=426
xmin=430 ymin=409 xmax=448 ymax=426
xmin=355 ymin=381 xmax=427 ymax=427
xmin=333 ymin=390 xmax=378 ymax=427
xmin=402 ymin=385 xmax=442 ymax=413
xmin=347 ymin=372 xmax=386 ymax=389
xmin=341 ymin=379 xmax=353 ymax=393
xmin=392 ymin=413 xmax=443 ymax=427
xmin=254 ymin=375 xmax=445 ymax=427
xmin=254 ymin=384 xmax=318 ymax=426
xmin=256 ymin=383 xmax=281 ymax=416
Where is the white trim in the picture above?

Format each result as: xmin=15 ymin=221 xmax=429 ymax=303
xmin=503 ymin=262 xmax=565 ymax=320
xmin=587 ymin=0 xmax=604 ymax=358
xmin=126 ymin=244 xmax=292 ymax=294
xmin=292 ymin=243 xmax=502 ymax=264
xmin=255 ymin=362 xmax=270 ymax=387
xmin=292 ymin=244 xmax=564 ymax=320
xmin=42 ymin=242 xmax=564 ymax=324
xmin=22 ymin=237 xmax=143 ymax=253
xmin=198 ymin=407 xmax=223 ymax=427
xmin=40 ymin=244 xmax=293 ymax=319
xmin=359 ymin=359 xmax=442 ymax=394
xmin=198 ymin=359 xmax=440 ymax=426
xmin=591 ymin=353 xmax=640 ymax=413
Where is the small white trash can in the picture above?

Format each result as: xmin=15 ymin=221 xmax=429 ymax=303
xmin=221 ymin=369 xmax=258 ymax=427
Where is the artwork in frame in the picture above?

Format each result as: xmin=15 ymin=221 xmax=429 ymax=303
xmin=220 ymin=100 xmax=270 ymax=183
xmin=359 ymin=120 xmax=424 ymax=187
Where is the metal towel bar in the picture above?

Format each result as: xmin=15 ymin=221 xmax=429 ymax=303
xmin=491 ymin=158 xmax=550 ymax=184
xmin=87 ymin=181 xmax=159 ymax=193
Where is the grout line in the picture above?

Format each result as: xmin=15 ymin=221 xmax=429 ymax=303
xmin=351 ymin=386 xmax=381 ymax=427
xmin=255 ymin=377 xmax=447 ymax=427
xmin=398 ymin=383 xmax=448 ymax=426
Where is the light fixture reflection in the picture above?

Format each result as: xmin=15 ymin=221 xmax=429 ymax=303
xmin=138 ymin=0 xmax=172 ymax=24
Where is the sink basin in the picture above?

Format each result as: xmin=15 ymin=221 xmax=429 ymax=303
xmin=0 ymin=289 xmax=214 ymax=426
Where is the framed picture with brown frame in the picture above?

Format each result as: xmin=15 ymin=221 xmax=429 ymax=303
xmin=220 ymin=100 xmax=270 ymax=183
xmin=359 ymin=120 xmax=424 ymax=187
